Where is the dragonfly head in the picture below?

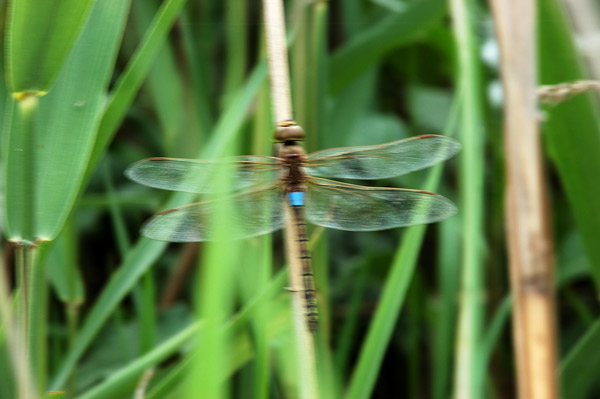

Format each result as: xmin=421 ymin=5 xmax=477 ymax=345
xmin=274 ymin=120 xmax=305 ymax=143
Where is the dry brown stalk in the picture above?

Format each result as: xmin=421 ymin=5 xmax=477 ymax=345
xmin=262 ymin=1 xmax=319 ymax=398
xmin=490 ymin=1 xmax=559 ymax=398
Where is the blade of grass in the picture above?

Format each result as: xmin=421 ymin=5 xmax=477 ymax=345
xmin=129 ymin=0 xmax=196 ymax=158
xmin=559 ymin=318 xmax=600 ymax=398
xmin=85 ymin=0 xmax=188 ymax=180
xmin=184 ymin=156 xmax=241 ymax=399
xmin=78 ymin=321 xmax=202 ymax=399
xmin=432 ymin=215 xmax=460 ymax=399
xmin=473 ymin=296 xmax=512 ymax=393
xmin=223 ymin=0 xmax=248 ymax=108
xmin=328 ymin=0 xmax=446 ymax=94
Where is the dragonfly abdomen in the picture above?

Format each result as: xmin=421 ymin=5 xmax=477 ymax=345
xmin=289 ymin=193 xmax=318 ymax=333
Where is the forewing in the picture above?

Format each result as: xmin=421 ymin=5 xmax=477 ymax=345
xmin=306 ymin=135 xmax=460 ymax=179
xmin=142 ymin=183 xmax=285 ymax=242
xmin=305 ymin=178 xmax=457 ymax=231
xmin=126 ymin=156 xmax=279 ymax=193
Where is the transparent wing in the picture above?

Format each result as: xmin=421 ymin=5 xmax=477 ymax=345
xmin=142 ymin=183 xmax=285 ymax=242
xmin=306 ymin=135 xmax=460 ymax=180
xmin=305 ymin=178 xmax=457 ymax=231
xmin=125 ymin=156 xmax=280 ymax=193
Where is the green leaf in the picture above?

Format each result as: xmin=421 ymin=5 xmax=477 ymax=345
xmin=5 ymin=0 xmax=96 ymax=94
xmin=539 ymin=0 xmax=600 ymax=290
xmin=3 ymin=0 xmax=131 ymax=242
xmin=46 ymin=220 xmax=85 ymax=305
xmin=560 ymin=319 xmax=600 ymax=398
xmin=86 ymin=0 xmax=189 ymax=180
xmin=328 ymin=0 xmax=446 ymax=94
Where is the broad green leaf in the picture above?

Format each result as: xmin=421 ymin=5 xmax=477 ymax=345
xmin=328 ymin=0 xmax=446 ymax=94
xmin=539 ymin=0 xmax=600 ymax=290
xmin=5 ymin=0 xmax=96 ymax=94
xmin=4 ymin=0 xmax=131 ymax=242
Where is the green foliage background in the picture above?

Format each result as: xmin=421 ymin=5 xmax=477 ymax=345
xmin=0 ymin=0 xmax=599 ymax=398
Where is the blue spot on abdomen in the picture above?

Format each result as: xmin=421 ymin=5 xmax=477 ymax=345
xmin=288 ymin=191 xmax=305 ymax=207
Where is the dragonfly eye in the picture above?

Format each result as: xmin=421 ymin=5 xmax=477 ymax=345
xmin=274 ymin=122 xmax=305 ymax=143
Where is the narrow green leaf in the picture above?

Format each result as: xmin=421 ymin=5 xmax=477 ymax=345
xmin=86 ymin=0 xmax=188 ymax=179
xmin=560 ymin=319 xmax=600 ymax=398
xmin=328 ymin=0 xmax=446 ymax=94
xmin=129 ymin=0 xmax=195 ymax=157
xmin=5 ymin=0 xmax=96 ymax=94
xmin=539 ymin=0 xmax=600 ymax=290
xmin=78 ymin=322 xmax=202 ymax=399
xmin=46 ymin=219 xmax=85 ymax=305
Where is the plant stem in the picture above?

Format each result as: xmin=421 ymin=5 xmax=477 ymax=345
xmin=490 ymin=1 xmax=559 ymax=397
xmin=263 ymin=0 xmax=319 ymax=398
xmin=450 ymin=0 xmax=486 ymax=397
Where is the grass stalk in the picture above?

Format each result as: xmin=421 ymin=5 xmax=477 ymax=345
xmin=14 ymin=246 xmax=35 ymax=399
xmin=449 ymin=0 xmax=486 ymax=397
xmin=26 ymin=245 xmax=46 ymax=399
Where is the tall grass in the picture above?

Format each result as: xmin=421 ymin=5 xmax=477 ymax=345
xmin=1 ymin=0 xmax=599 ymax=398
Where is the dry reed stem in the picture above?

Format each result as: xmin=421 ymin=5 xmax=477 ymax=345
xmin=262 ymin=1 xmax=318 ymax=398
xmin=490 ymin=1 xmax=559 ymax=398
xmin=262 ymin=0 xmax=293 ymax=122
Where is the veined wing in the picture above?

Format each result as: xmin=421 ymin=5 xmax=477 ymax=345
xmin=304 ymin=178 xmax=457 ymax=231
xmin=306 ymin=135 xmax=460 ymax=180
xmin=142 ymin=182 xmax=285 ymax=242
xmin=126 ymin=156 xmax=280 ymax=193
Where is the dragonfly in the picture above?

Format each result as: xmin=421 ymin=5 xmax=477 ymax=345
xmin=126 ymin=121 xmax=461 ymax=332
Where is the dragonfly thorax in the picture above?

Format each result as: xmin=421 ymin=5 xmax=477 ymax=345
xmin=279 ymin=145 xmax=307 ymax=189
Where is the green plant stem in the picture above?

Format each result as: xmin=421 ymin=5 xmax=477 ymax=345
xmin=16 ymin=244 xmax=44 ymax=399
xmin=450 ymin=0 xmax=486 ymax=397
xmin=16 ymin=246 xmax=32 ymax=399
xmin=27 ymin=246 xmax=46 ymax=398
xmin=65 ymin=303 xmax=79 ymax=399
